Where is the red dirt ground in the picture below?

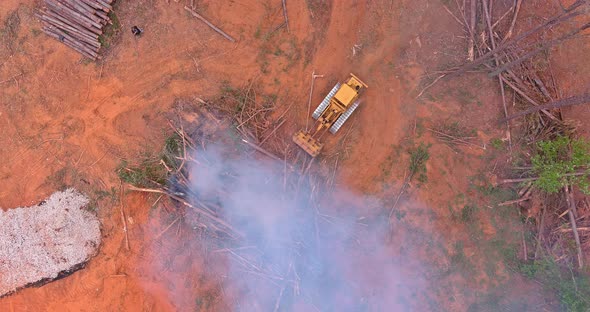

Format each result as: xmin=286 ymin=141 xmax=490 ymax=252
xmin=0 ymin=0 xmax=587 ymax=311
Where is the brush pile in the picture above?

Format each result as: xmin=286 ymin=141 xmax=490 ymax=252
xmin=36 ymin=0 xmax=115 ymax=60
xmin=432 ymin=0 xmax=590 ymax=133
xmin=121 ymin=100 xmax=290 ymax=240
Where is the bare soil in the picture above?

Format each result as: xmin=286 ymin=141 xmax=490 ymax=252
xmin=0 ymin=0 xmax=587 ymax=310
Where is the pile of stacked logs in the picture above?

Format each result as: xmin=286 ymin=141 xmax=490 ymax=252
xmin=36 ymin=0 xmax=115 ymax=60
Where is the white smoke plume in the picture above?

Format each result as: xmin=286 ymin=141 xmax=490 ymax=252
xmin=168 ymin=142 xmax=430 ymax=311
xmin=135 ymin=107 xmax=434 ymax=310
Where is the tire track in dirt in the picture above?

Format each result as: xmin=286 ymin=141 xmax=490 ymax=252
xmin=304 ymin=0 xmax=406 ymax=192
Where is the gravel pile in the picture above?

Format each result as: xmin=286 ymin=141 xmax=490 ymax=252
xmin=0 ymin=189 xmax=101 ymax=297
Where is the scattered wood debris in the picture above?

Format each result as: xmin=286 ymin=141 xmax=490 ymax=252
xmin=427 ymin=127 xmax=486 ymax=151
xmin=432 ymin=0 xmax=590 ymax=269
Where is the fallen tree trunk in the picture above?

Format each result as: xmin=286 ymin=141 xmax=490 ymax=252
xmin=500 ymin=171 xmax=590 ymax=184
xmin=565 ymin=185 xmax=584 ymax=268
xmin=448 ymin=5 xmax=585 ymax=77
xmin=489 ymin=22 xmax=590 ymax=77
xmin=184 ymin=6 xmax=236 ymax=42
xmin=501 ymin=93 xmax=590 ymax=122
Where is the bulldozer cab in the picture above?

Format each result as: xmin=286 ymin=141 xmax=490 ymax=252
xmin=333 ymin=83 xmax=358 ymax=108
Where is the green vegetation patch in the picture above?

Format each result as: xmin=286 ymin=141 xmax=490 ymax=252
xmin=408 ymin=143 xmax=430 ymax=183
xmin=520 ymin=258 xmax=590 ymax=312
xmin=117 ymin=134 xmax=183 ymax=187
xmin=98 ymin=11 xmax=121 ymax=50
xmin=532 ymin=136 xmax=590 ymax=194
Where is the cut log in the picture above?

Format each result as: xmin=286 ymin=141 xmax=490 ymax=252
xmin=44 ymin=25 xmax=99 ymax=58
xmin=42 ymin=20 xmax=100 ymax=48
xmin=490 ymin=22 xmax=590 ymax=77
xmin=43 ymin=28 xmax=95 ymax=59
xmin=45 ymin=5 xmax=102 ymax=35
xmin=46 ymin=0 xmax=103 ymax=29
xmin=184 ymin=6 xmax=236 ymax=42
xmin=45 ymin=2 xmax=97 ymax=31
xmin=565 ymin=185 xmax=584 ymax=268
xmin=41 ymin=11 xmax=100 ymax=39
xmin=94 ymin=0 xmax=113 ymax=12
xmin=38 ymin=15 xmax=99 ymax=45
xmin=44 ymin=9 xmax=102 ymax=36
xmin=501 ymin=93 xmax=590 ymax=122
xmin=60 ymin=0 xmax=102 ymax=24
xmin=94 ymin=9 xmax=110 ymax=22
xmin=281 ymin=0 xmax=289 ymax=33
xmin=498 ymin=196 xmax=531 ymax=206
xmin=72 ymin=0 xmax=99 ymax=16
xmin=449 ymin=8 xmax=584 ymax=77
xmin=467 ymin=0 xmax=477 ymax=61
xmin=44 ymin=23 xmax=98 ymax=51
xmin=79 ymin=0 xmax=104 ymax=11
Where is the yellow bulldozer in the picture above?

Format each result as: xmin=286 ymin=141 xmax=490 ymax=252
xmin=293 ymin=73 xmax=368 ymax=157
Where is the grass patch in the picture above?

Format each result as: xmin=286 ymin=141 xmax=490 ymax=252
xmin=194 ymin=293 xmax=216 ymax=311
xmin=94 ymin=187 xmax=118 ymax=202
xmin=415 ymin=119 xmax=425 ymax=138
xmin=1 ymin=10 xmax=20 ymax=54
xmin=391 ymin=208 xmax=406 ymax=221
xmin=448 ymin=241 xmax=475 ymax=275
xmin=253 ymin=25 xmax=262 ymax=39
xmin=194 ymin=285 xmax=222 ymax=311
xmin=408 ymin=143 xmax=430 ymax=183
xmin=460 ymin=204 xmax=477 ymax=222
xmin=531 ymin=136 xmax=590 ymax=194
xmin=470 ymin=172 xmax=517 ymax=205
xmin=477 ymin=178 xmax=590 ymax=311
xmin=377 ymin=144 xmax=400 ymax=182
xmin=30 ymin=28 xmax=41 ymax=37
xmin=256 ymin=34 xmax=301 ymax=73
xmin=490 ymin=138 xmax=504 ymax=149
xmin=117 ymin=134 xmax=183 ymax=187
xmin=98 ymin=11 xmax=121 ymax=50
xmin=117 ymin=159 xmax=167 ymax=187
xmin=519 ymin=258 xmax=590 ymax=312
xmin=162 ymin=132 xmax=183 ymax=169
xmin=44 ymin=167 xmax=69 ymax=190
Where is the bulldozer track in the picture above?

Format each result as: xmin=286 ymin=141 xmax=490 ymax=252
xmin=329 ymin=100 xmax=360 ymax=134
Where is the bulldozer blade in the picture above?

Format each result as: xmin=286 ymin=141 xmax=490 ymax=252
xmin=292 ymin=130 xmax=323 ymax=157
